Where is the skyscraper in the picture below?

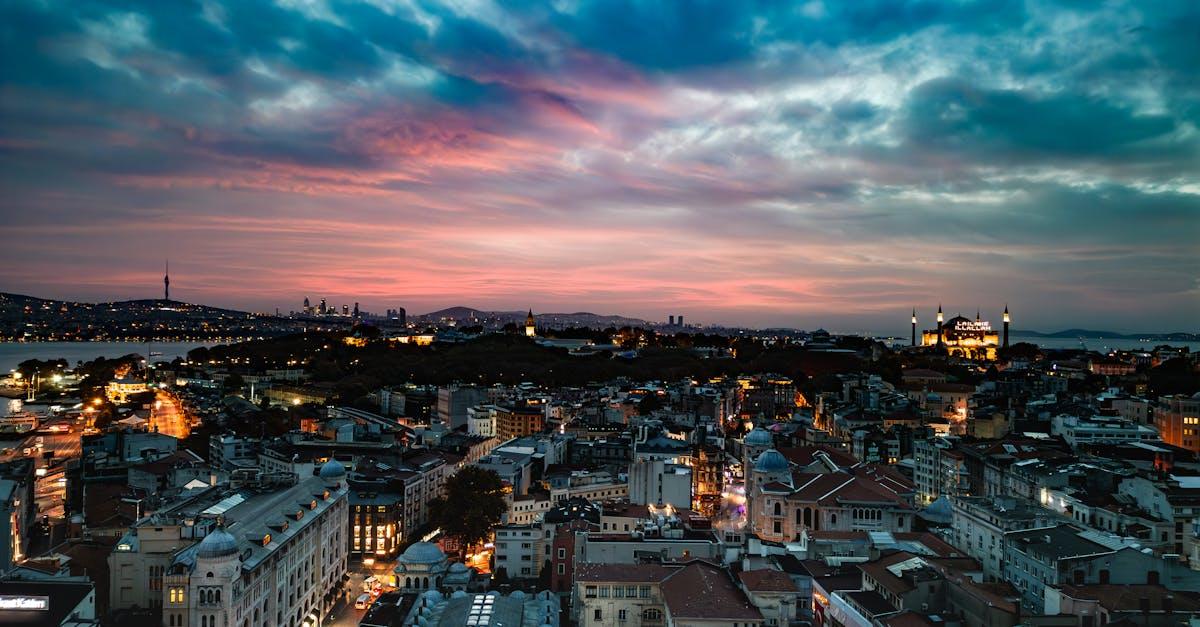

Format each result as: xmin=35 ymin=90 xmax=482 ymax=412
xmin=669 ymin=315 xmax=675 ymax=326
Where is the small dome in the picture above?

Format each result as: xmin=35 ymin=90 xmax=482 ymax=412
xmin=753 ymin=449 xmax=789 ymax=473
xmin=401 ymin=542 xmax=446 ymax=564
xmin=197 ymin=528 xmax=239 ymax=559
xmin=924 ymin=496 xmax=953 ymax=517
xmin=451 ymin=590 xmax=469 ymax=599
xmin=319 ymin=459 xmax=346 ymax=479
xmin=744 ymin=427 xmax=773 ymax=446
xmin=510 ymin=590 xmax=526 ymax=601
xmin=449 ymin=562 xmax=469 ymax=573
xmin=423 ymin=590 xmax=443 ymax=602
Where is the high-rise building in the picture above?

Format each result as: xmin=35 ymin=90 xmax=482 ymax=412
xmin=342 ymin=304 xmax=349 ymax=316
xmin=398 ymin=307 xmax=406 ymax=326
xmin=353 ymin=302 xmax=359 ymax=319
xmin=677 ymin=315 xmax=684 ymax=326
xmin=303 ymin=297 xmax=311 ymax=315
xmin=668 ymin=315 xmax=675 ymax=326
xmin=319 ymin=298 xmax=327 ymax=315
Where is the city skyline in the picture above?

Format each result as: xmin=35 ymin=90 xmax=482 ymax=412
xmin=2 ymin=1 xmax=1198 ymax=331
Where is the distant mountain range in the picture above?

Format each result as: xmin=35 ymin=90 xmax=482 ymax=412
xmin=417 ymin=306 xmax=652 ymax=328
xmin=1012 ymin=328 xmax=1199 ymax=341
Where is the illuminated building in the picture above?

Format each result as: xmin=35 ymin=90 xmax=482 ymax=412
xmin=911 ymin=309 xmax=917 ymax=346
xmin=525 ymin=309 xmax=536 ymax=337
xmin=921 ymin=309 xmax=1002 ymax=360
xmin=1156 ymin=393 xmax=1200 ymax=453
xmin=106 ymin=376 xmax=148 ymax=403
xmin=495 ymin=404 xmax=545 ymax=441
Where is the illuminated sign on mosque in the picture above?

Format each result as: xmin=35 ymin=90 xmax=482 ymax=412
xmin=0 ymin=595 xmax=49 ymax=611
xmin=953 ymin=320 xmax=992 ymax=332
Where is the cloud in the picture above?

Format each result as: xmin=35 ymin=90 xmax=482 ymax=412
xmin=0 ymin=0 xmax=1197 ymax=331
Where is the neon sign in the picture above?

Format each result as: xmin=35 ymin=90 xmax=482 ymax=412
xmin=953 ymin=321 xmax=991 ymax=332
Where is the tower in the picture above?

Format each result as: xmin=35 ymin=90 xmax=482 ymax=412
xmin=669 ymin=315 xmax=675 ymax=326
xmin=936 ymin=304 xmax=944 ymax=347
xmin=911 ymin=309 xmax=917 ymax=346
xmin=319 ymin=298 xmax=327 ymax=315
xmin=163 ymin=260 xmax=170 ymax=301
xmin=1003 ymin=304 xmax=1010 ymax=348
xmin=353 ymin=302 xmax=359 ymax=319
xmin=303 ymin=296 xmax=310 ymax=313
xmin=677 ymin=315 xmax=684 ymax=326
xmin=525 ymin=309 xmax=536 ymax=337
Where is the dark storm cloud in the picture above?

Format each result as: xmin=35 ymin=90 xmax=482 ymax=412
xmin=0 ymin=0 xmax=1197 ymax=330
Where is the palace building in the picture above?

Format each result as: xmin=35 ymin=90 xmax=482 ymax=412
xmin=919 ymin=306 xmax=1008 ymax=360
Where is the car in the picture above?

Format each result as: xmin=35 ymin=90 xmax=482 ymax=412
xmin=354 ymin=594 xmax=371 ymax=610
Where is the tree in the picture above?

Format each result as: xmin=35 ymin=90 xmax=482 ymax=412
xmin=637 ymin=394 xmax=663 ymax=415
xmin=223 ymin=373 xmax=245 ymax=392
xmin=428 ymin=466 xmax=507 ymax=549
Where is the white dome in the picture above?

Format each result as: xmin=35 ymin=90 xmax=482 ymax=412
xmin=401 ymin=542 xmax=446 ymax=564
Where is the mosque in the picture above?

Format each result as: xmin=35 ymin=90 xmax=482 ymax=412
xmin=914 ymin=305 xmax=1010 ymax=360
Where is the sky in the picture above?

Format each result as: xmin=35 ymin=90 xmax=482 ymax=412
xmin=1 ymin=1 xmax=1197 ymax=333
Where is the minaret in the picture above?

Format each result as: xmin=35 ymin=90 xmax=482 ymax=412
xmin=976 ymin=307 xmax=981 ymax=321
xmin=525 ymin=309 xmax=536 ymax=337
xmin=1003 ymin=304 xmax=1010 ymax=348
xmin=911 ymin=309 xmax=917 ymax=346
xmin=936 ymin=304 xmax=944 ymax=347
xmin=163 ymin=260 xmax=170 ymax=301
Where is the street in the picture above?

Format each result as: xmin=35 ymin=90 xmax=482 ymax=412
xmin=149 ymin=389 xmax=190 ymax=438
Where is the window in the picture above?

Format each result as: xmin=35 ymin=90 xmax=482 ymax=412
xmin=619 ymin=610 xmax=627 ymax=621
xmin=626 ymin=586 xmax=636 ymax=597
xmin=557 ymin=548 xmax=566 ymax=559
xmin=615 ymin=586 xmax=624 ymax=598
xmin=639 ymin=585 xmax=651 ymax=598
xmin=644 ymin=609 xmax=662 ymax=621
xmin=599 ymin=586 xmax=609 ymax=598
xmin=594 ymin=609 xmax=603 ymax=622
xmin=557 ymin=563 xmax=565 ymax=575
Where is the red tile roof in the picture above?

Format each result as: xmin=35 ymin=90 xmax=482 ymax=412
xmin=575 ymin=563 xmax=675 ymax=583
xmin=739 ymin=569 xmax=799 ymax=593
xmin=662 ymin=562 xmax=763 ymax=620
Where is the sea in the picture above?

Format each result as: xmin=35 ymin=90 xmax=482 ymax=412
xmin=0 ymin=341 xmax=221 ymax=373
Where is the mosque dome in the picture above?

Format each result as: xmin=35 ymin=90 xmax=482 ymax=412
xmin=744 ymin=427 xmax=773 ymax=447
xmin=449 ymin=562 xmax=469 ymax=573
xmin=197 ymin=528 xmax=239 ymax=559
xmin=401 ymin=542 xmax=446 ymax=564
xmin=319 ymin=459 xmax=346 ymax=480
xmin=753 ymin=449 xmax=790 ymax=473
